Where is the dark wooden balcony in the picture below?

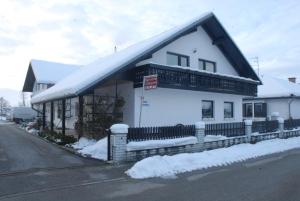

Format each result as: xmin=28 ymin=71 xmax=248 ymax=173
xmin=132 ymin=63 xmax=258 ymax=96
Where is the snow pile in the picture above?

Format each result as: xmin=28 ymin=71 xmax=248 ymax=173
xmin=71 ymin=137 xmax=97 ymax=149
xmin=204 ymin=135 xmax=228 ymax=142
xmin=127 ymin=136 xmax=198 ymax=151
xmin=126 ymin=137 xmax=300 ymax=179
xmin=77 ymin=137 xmax=107 ymax=160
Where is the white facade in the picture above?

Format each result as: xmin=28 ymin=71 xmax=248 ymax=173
xmin=134 ymin=88 xmax=243 ymax=127
xmin=138 ymin=26 xmax=238 ymax=76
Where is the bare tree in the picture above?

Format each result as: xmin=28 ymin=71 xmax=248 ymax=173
xmin=0 ymin=97 xmax=10 ymax=116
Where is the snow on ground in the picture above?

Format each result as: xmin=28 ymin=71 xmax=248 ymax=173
xmin=127 ymin=136 xmax=197 ymax=151
xmin=126 ymin=136 xmax=300 ymax=179
xmin=70 ymin=137 xmax=97 ymax=150
xmin=0 ymin=116 xmax=6 ymax=121
xmin=204 ymin=135 xmax=228 ymax=142
xmin=75 ymin=137 xmax=107 ymax=160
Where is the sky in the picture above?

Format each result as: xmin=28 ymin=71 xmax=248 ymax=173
xmin=0 ymin=0 xmax=300 ymax=92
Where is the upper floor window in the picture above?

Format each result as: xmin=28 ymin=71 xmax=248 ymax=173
xmin=202 ymin=100 xmax=214 ymax=119
xmin=167 ymin=52 xmax=189 ymax=67
xmin=224 ymin=102 xmax=234 ymax=118
xmin=199 ymin=59 xmax=216 ymax=72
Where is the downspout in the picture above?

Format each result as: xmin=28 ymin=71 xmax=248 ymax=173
xmin=288 ymin=94 xmax=295 ymax=119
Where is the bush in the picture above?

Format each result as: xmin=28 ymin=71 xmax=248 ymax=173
xmin=39 ymin=130 xmax=77 ymax=145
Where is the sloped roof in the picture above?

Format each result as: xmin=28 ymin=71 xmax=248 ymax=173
xmin=257 ymin=75 xmax=300 ymax=98
xmin=22 ymin=59 xmax=81 ymax=92
xmin=31 ymin=12 xmax=260 ymax=103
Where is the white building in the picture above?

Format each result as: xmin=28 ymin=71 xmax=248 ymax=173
xmin=243 ymin=75 xmax=300 ymax=121
xmin=23 ymin=12 xmax=260 ymax=135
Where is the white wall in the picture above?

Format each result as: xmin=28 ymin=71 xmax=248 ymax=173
xmin=137 ymin=26 xmax=238 ymax=76
xmin=134 ymin=87 xmax=243 ymax=127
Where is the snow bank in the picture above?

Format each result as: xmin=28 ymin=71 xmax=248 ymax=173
xmin=70 ymin=137 xmax=96 ymax=150
xmin=127 ymin=136 xmax=198 ymax=151
xmin=126 ymin=137 xmax=300 ymax=179
xmin=204 ymin=135 xmax=228 ymax=142
xmin=77 ymin=137 xmax=107 ymax=160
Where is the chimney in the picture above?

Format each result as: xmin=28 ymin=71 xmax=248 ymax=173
xmin=288 ymin=77 xmax=296 ymax=83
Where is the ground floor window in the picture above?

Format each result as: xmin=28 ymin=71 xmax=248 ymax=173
xmin=224 ymin=102 xmax=234 ymax=118
xmin=202 ymin=100 xmax=214 ymax=119
xmin=243 ymin=103 xmax=253 ymax=118
xmin=254 ymin=103 xmax=267 ymax=117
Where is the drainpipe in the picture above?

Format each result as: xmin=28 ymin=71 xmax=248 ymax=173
xmin=288 ymin=94 xmax=295 ymax=119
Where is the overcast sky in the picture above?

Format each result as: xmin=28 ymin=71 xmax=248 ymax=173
xmin=0 ymin=0 xmax=300 ymax=91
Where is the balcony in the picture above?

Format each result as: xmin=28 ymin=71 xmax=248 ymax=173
xmin=132 ymin=63 xmax=258 ymax=96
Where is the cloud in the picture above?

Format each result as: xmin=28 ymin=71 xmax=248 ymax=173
xmin=0 ymin=0 xmax=300 ymax=91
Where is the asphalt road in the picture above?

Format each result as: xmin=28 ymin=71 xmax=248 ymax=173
xmin=0 ymin=122 xmax=101 ymax=172
xmin=1 ymin=123 xmax=300 ymax=201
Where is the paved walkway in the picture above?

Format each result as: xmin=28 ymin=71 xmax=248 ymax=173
xmin=0 ymin=123 xmax=102 ymax=173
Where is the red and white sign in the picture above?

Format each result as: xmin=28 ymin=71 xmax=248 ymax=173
xmin=143 ymin=75 xmax=158 ymax=90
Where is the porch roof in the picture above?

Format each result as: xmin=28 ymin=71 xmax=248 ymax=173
xmin=31 ymin=12 xmax=260 ymax=104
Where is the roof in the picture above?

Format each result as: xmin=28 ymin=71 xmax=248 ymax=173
xmin=22 ymin=59 xmax=81 ymax=92
xmin=31 ymin=12 xmax=260 ymax=104
xmin=256 ymin=75 xmax=300 ymax=98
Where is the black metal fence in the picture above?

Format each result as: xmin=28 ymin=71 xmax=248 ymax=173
xmin=127 ymin=125 xmax=195 ymax=142
xmin=284 ymin=119 xmax=300 ymax=130
xmin=252 ymin=120 xmax=278 ymax=133
xmin=205 ymin=122 xmax=245 ymax=137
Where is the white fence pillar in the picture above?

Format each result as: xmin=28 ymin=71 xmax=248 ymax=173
xmin=244 ymin=120 xmax=252 ymax=143
xmin=195 ymin=121 xmax=205 ymax=150
xmin=278 ymin=117 xmax=284 ymax=138
xmin=110 ymin=124 xmax=128 ymax=163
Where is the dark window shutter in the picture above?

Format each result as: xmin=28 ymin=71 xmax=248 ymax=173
xmin=262 ymin=103 xmax=267 ymax=117
xmin=243 ymin=104 xmax=246 ymax=117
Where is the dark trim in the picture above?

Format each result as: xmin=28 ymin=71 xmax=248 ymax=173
xmin=78 ymin=96 xmax=84 ymax=139
xmin=133 ymin=64 xmax=258 ymax=96
xmin=198 ymin=58 xmax=216 ymax=72
xmin=167 ymin=51 xmax=190 ymax=67
xmin=42 ymin=103 xmax=46 ymax=129
xmin=243 ymin=95 xmax=300 ymax=101
xmin=50 ymin=102 xmax=54 ymax=131
xmin=62 ymin=99 xmax=66 ymax=135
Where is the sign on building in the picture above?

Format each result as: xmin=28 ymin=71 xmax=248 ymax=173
xmin=143 ymin=75 xmax=158 ymax=90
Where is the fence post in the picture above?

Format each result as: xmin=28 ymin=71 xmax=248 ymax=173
xmin=110 ymin=124 xmax=128 ymax=163
xmin=244 ymin=120 xmax=252 ymax=143
xmin=195 ymin=121 xmax=205 ymax=150
xmin=278 ymin=117 xmax=284 ymax=138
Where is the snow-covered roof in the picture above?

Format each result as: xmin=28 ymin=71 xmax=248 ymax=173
xmin=31 ymin=12 xmax=260 ymax=104
xmin=30 ymin=59 xmax=81 ymax=84
xmin=257 ymin=75 xmax=300 ymax=98
xmin=23 ymin=59 xmax=81 ymax=92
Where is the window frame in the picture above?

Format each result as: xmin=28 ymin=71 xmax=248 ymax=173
xmin=254 ymin=102 xmax=266 ymax=118
xmin=198 ymin=58 xmax=216 ymax=72
xmin=243 ymin=103 xmax=253 ymax=118
xmin=202 ymin=100 xmax=214 ymax=119
xmin=224 ymin=102 xmax=234 ymax=119
xmin=167 ymin=52 xmax=190 ymax=67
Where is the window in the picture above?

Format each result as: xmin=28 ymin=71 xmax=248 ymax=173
xmin=167 ymin=52 xmax=189 ymax=67
xmin=254 ymin=103 xmax=267 ymax=117
xmin=224 ymin=102 xmax=234 ymax=118
xmin=202 ymin=100 xmax=214 ymax=119
xmin=57 ymin=101 xmax=62 ymax=119
xmin=243 ymin=103 xmax=253 ymax=118
xmin=198 ymin=59 xmax=216 ymax=72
